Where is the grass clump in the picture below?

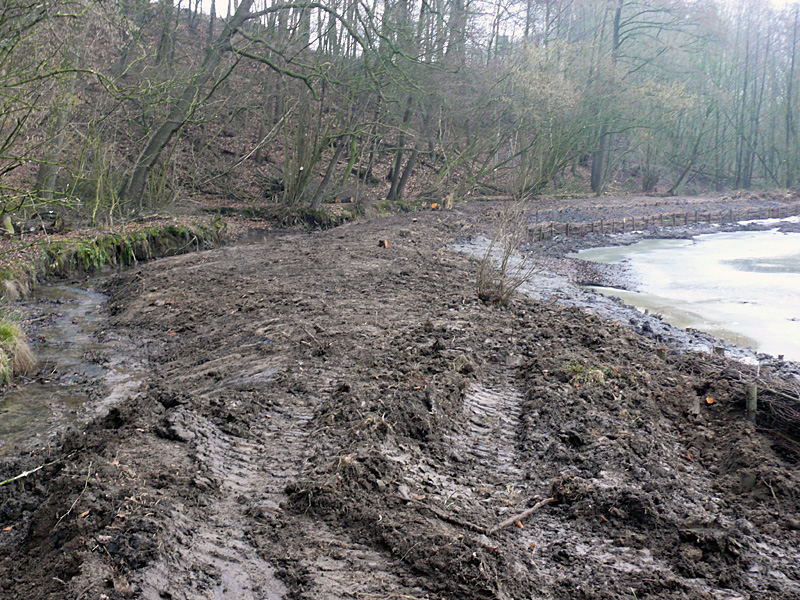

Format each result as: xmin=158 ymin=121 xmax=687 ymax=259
xmin=564 ymin=359 xmax=618 ymax=387
xmin=0 ymin=315 xmax=35 ymax=384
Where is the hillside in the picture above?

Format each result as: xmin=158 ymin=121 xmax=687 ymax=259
xmin=1 ymin=0 xmax=799 ymax=235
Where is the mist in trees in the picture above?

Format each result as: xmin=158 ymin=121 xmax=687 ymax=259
xmin=1 ymin=0 xmax=798 ymax=225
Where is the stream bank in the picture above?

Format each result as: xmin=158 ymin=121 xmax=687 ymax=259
xmin=1 ymin=283 xmax=146 ymax=457
xmin=0 ymin=217 xmax=227 ymax=303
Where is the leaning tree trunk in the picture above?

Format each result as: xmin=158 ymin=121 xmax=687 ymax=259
xmin=387 ymin=98 xmax=414 ymax=201
xmin=122 ymin=0 xmax=255 ymax=210
xmin=35 ymin=53 xmax=78 ymax=200
xmin=590 ymin=125 xmax=610 ymax=195
xmin=393 ymin=145 xmax=419 ymax=202
xmin=309 ymin=141 xmax=347 ymax=211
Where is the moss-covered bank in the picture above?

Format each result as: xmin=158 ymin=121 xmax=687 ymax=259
xmin=0 ymin=219 xmax=225 ymax=383
xmin=1 ymin=219 xmax=225 ymax=301
xmin=40 ymin=220 xmax=225 ymax=279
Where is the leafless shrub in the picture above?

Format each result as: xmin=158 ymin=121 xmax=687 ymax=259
xmin=476 ymin=202 xmax=540 ymax=306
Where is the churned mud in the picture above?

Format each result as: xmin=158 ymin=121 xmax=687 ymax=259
xmin=1 ymin=196 xmax=800 ymax=599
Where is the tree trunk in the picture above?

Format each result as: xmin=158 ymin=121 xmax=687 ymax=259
xmin=787 ymin=7 xmax=798 ymax=188
xmin=35 ymin=53 xmax=79 ymax=200
xmin=590 ymin=125 xmax=610 ymax=194
xmin=309 ymin=141 xmax=346 ymax=211
xmin=394 ymin=145 xmax=419 ymax=202
xmin=122 ymin=0 xmax=255 ymax=210
xmin=387 ymin=99 xmax=413 ymax=201
xmin=208 ymin=0 xmax=216 ymax=41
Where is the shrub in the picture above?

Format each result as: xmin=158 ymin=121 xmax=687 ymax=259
xmin=476 ymin=202 xmax=540 ymax=305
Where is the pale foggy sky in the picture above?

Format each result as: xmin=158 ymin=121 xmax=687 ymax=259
xmin=198 ymin=0 xmax=799 ymax=18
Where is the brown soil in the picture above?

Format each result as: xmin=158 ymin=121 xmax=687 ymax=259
xmin=2 ymin=196 xmax=800 ymax=600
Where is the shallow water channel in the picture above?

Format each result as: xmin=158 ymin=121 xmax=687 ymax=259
xmin=574 ymin=227 xmax=800 ymax=362
xmin=0 ymin=284 xmax=140 ymax=456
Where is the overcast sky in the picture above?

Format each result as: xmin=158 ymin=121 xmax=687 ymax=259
xmin=199 ymin=0 xmax=799 ymax=18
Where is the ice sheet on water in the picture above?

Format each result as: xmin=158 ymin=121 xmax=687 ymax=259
xmin=576 ymin=230 xmax=800 ymax=361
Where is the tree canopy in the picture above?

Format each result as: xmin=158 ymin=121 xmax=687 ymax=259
xmin=1 ymin=0 xmax=798 ymax=223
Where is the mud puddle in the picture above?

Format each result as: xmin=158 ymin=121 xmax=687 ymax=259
xmin=0 ymin=284 xmax=144 ymax=455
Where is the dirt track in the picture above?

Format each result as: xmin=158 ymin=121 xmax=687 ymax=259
xmin=2 ymin=197 xmax=800 ymax=599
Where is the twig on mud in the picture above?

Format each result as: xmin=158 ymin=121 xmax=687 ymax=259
xmin=489 ymin=497 xmax=554 ymax=534
xmin=301 ymin=325 xmax=320 ymax=345
xmin=276 ymin=330 xmax=311 ymax=348
xmin=54 ymin=461 xmax=92 ymax=529
xmin=25 ymin=315 xmax=50 ymax=324
xmin=403 ymin=496 xmax=488 ymax=535
xmin=0 ymin=464 xmax=48 ymax=487
xmin=0 ymin=453 xmax=74 ymax=487
xmin=355 ymin=593 xmax=432 ymax=600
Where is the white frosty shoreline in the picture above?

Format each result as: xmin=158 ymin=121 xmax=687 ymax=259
xmin=452 ymin=230 xmax=800 ymax=374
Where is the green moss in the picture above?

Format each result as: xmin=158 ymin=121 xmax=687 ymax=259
xmin=0 ymin=219 xmax=226 ymax=305
xmin=38 ymin=220 xmax=225 ymax=280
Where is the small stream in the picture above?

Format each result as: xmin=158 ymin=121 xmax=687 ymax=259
xmin=0 ymin=284 xmax=143 ymax=456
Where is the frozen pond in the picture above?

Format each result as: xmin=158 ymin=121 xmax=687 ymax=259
xmin=574 ymin=226 xmax=800 ymax=362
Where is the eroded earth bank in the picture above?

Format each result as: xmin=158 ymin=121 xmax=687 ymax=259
xmin=2 ymin=199 xmax=800 ymax=600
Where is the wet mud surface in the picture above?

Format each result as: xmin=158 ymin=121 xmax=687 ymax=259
xmin=2 ymin=197 xmax=800 ymax=599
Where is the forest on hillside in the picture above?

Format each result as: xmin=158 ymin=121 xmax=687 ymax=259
xmin=1 ymin=0 xmax=799 ymax=225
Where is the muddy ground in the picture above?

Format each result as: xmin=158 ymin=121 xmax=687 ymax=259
xmin=2 ymin=195 xmax=800 ymax=600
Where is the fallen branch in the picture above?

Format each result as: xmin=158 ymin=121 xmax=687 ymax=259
xmin=54 ymin=461 xmax=92 ymax=529
xmin=403 ymin=496 xmax=488 ymax=535
xmin=0 ymin=453 xmax=73 ymax=487
xmin=489 ymin=497 xmax=554 ymax=534
xmin=0 ymin=464 xmax=46 ymax=487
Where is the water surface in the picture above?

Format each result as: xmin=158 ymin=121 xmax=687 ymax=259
xmin=1 ymin=285 xmax=112 ymax=455
xmin=574 ymin=229 xmax=800 ymax=361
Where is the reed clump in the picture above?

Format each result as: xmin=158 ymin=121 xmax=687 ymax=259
xmin=0 ymin=315 xmax=35 ymax=384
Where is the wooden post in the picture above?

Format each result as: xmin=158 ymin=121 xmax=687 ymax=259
xmin=746 ymin=383 xmax=757 ymax=422
xmin=550 ymin=222 xmax=554 ymax=239
xmin=600 ymin=219 xmax=604 ymax=234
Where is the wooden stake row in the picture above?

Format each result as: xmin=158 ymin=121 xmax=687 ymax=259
xmin=530 ymin=202 xmax=800 ymax=241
